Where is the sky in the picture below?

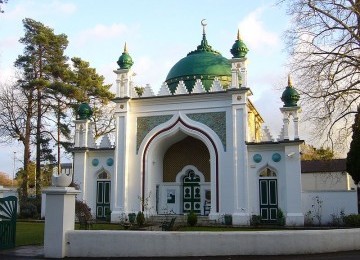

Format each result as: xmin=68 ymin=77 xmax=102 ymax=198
xmin=0 ymin=0 xmax=293 ymax=178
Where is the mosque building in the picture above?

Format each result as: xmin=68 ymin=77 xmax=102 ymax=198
xmin=72 ymin=23 xmax=304 ymax=226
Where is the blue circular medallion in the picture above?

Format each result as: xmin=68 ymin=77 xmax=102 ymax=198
xmin=272 ymin=153 xmax=281 ymax=162
xmin=253 ymin=154 xmax=262 ymax=163
xmin=107 ymin=158 xmax=114 ymax=166
xmin=92 ymin=158 xmax=99 ymax=167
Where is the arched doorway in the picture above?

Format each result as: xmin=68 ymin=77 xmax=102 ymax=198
xmin=259 ymin=167 xmax=278 ymax=223
xmin=96 ymin=171 xmax=111 ymax=220
xmin=141 ymin=117 xmax=220 ymax=214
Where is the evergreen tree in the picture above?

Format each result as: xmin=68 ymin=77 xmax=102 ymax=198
xmin=347 ymin=107 xmax=360 ymax=185
xmin=15 ymin=18 xmax=69 ymax=196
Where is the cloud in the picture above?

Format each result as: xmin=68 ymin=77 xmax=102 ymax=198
xmin=238 ymin=7 xmax=279 ymax=52
xmin=73 ymin=23 xmax=128 ymax=47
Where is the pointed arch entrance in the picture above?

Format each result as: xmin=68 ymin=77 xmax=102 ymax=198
xmin=141 ymin=117 xmax=220 ymax=214
xmin=259 ymin=166 xmax=278 ymax=223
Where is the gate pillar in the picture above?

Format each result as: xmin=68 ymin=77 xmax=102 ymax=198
xmin=43 ymin=187 xmax=80 ymax=258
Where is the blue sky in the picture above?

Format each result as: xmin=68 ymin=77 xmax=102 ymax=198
xmin=0 ymin=0 xmax=292 ymax=177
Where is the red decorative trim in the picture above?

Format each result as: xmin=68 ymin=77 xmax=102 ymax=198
xmin=141 ymin=117 xmax=219 ymax=212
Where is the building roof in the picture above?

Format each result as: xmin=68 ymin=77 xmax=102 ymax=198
xmin=165 ymin=30 xmax=231 ymax=93
xmin=301 ymin=159 xmax=346 ymax=173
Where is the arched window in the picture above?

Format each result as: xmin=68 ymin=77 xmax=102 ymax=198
xmin=97 ymin=171 xmax=111 ymax=180
xmin=259 ymin=167 xmax=277 ymax=177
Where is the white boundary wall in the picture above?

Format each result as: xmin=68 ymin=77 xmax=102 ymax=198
xmin=302 ymin=191 xmax=358 ymax=224
xmin=65 ymin=229 xmax=360 ymax=257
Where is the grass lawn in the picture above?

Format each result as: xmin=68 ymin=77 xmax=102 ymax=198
xmin=16 ymin=222 xmax=44 ymax=246
xmin=15 ymin=221 xmax=124 ymax=246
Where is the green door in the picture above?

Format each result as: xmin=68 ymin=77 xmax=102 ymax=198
xmin=259 ymin=179 xmax=278 ymax=223
xmin=96 ymin=181 xmax=111 ymax=220
xmin=183 ymin=170 xmax=201 ymax=214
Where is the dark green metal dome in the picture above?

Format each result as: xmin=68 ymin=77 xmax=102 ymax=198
xmin=77 ymin=102 xmax=93 ymax=120
xmin=281 ymin=76 xmax=300 ymax=107
xmin=117 ymin=43 xmax=134 ymax=70
xmin=165 ymin=32 xmax=231 ymax=93
xmin=230 ymin=30 xmax=249 ymax=58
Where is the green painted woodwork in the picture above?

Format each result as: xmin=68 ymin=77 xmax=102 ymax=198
xmin=96 ymin=181 xmax=111 ymax=220
xmin=0 ymin=196 xmax=17 ymax=250
xmin=77 ymin=102 xmax=93 ymax=120
xmin=259 ymin=179 xmax=278 ymax=223
xmin=183 ymin=170 xmax=201 ymax=214
xmin=165 ymin=33 xmax=231 ymax=93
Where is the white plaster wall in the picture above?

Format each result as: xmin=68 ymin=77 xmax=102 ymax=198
xmin=247 ymin=147 xmax=287 ymax=215
xmin=302 ymin=172 xmax=355 ymax=191
xmin=302 ymin=191 xmax=358 ymax=224
xmin=85 ymin=150 xmax=114 ymax=215
xmin=65 ymin=229 xmax=360 ymax=257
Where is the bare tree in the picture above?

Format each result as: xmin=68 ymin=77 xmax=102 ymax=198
xmin=0 ymin=82 xmax=35 ymax=198
xmin=281 ymin=0 xmax=360 ymax=150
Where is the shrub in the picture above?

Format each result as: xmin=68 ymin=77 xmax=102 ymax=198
xmin=19 ymin=197 xmax=40 ymax=219
xmin=136 ymin=211 xmax=145 ymax=227
xmin=250 ymin=215 xmax=262 ymax=227
xmin=187 ymin=211 xmax=198 ymax=226
xmin=75 ymin=200 xmax=92 ymax=222
xmin=277 ymin=208 xmax=286 ymax=226
xmin=343 ymin=214 xmax=360 ymax=227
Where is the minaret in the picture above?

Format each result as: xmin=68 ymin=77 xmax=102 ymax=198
xmin=74 ymin=102 xmax=95 ymax=148
xmin=230 ymin=29 xmax=249 ymax=88
xmin=114 ymin=43 xmax=134 ymax=98
xmin=280 ymin=75 xmax=301 ymax=140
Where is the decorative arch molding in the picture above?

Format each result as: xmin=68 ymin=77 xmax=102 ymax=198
xmin=94 ymin=166 xmax=112 ymax=180
xmin=175 ymin=165 xmax=206 ymax=183
xmin=139 ymin=113 xmax=220 ymax=212
xmin=258 ymin=164 xmax=278 ymax=178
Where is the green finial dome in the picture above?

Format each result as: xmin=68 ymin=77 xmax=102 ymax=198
xmin=281 ymin=75 xmax=300 ymax=107
xmin=165 ymin=21 xmax=231 ymax=93
xmin=77 ymin=102 xmax=93 ymax=120
xmin=230 ymin=29 xmax=249 ymax=58
xmin=117 ymin=42 xmax=134 ymax=69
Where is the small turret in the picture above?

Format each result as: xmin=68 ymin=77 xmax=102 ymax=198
xmin=230 ymin=29 xmax=249 ymax=59
xmin=281 ymin=75 xmax=300 ymax=107
xmin=77 ymin=102 xmax=92 ymax=120
xmin=117 ymin=43 xmax=134 ymax=69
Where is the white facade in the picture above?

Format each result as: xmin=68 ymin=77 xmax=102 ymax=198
xmin=72 ymin=29 xmax=305 ymax=226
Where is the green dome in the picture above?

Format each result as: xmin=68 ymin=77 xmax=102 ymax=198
xmin=77 ymin=102 xmax=93 ymax=120
xmin=230 ymin=30 xmax=249 ymax=58
xmin=281 ymin=76 xmax=300 ymax=107
xmin=117 ymin=43 xmax=134 ymax=69
xmin=165 ymin=33 xmax=231 ymax=93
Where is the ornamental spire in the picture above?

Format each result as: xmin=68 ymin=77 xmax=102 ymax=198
xmin=237 ymin=29 xmax=241 ymax=41
xmin=288 ymin=74 xmax=292 ymax=87
xmin=124 ymin=42 xmax=128 ymax=53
